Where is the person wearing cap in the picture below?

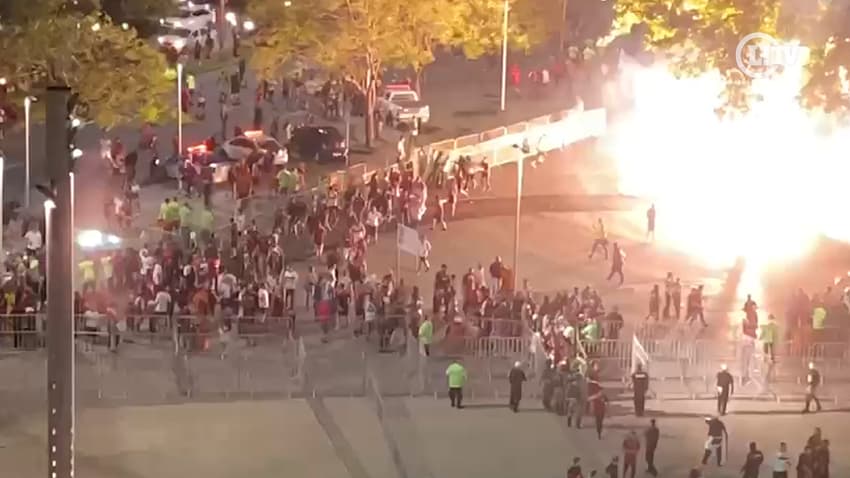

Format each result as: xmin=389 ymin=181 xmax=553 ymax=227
xmin=508 ymin=361 xmax=527 ymax=412
xmin=716 ymin=363 xmax=734 ymax=415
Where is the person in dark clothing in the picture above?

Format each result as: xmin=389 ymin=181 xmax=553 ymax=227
xmin=565 ymin=369 xmax=584 ymax=428
xmin=607 ymin=242 xmax=625 ymax=285
xmin=646 ymin=204 xmax=656 ymax=241
xmin=741 ymin=441 xmax=764 ymax=478
xmin=604 ymin=456 xmax=618 ymax=478
xmin=588 ymin=377 xmax=607 ymax=439
xmin=701 ymin=416 xmax=728 ymax=466
xmin=716 ymin=364 xmax=734 ymax=415
xmin=813 ymin=439 xmax=829 ymax=478
xmin=803 ymin=362 xmax=822 ymax=413
xmin=508 ymin=361 xmax=527 ymax=412
xmin=645 ymin=419 xmax=660 ymax=476
xmin=631 ymin=363 xmax=649 ymax=416
xmin=567 ymin=457 xmax=584 ymax=478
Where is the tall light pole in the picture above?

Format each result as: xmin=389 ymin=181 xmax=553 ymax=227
xmin=45 ymin=86 xmax=75 ymax=478
xmin=177 ymin=63 xmax=184 ymax=155
xmin=0 ymin=154 xmax=4 ymax=273
xmin=559 ymin=0 xmax=568 ymax=53
xmin=24 ymin=96 xmax=32 ymax=208
xmin=499 ymin=0 xmax=509 ymax=112
xmin=513 ymin=153 xmax=523 ymax=289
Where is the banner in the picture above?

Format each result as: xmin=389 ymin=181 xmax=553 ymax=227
xmin=631 ymin=334 xmax=650 ymax=374
xmin=397 ymin=224 xmax=421 ymax=255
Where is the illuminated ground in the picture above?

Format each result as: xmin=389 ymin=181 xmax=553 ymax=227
xmin=3 ymin=397 xmax=849 ymax=478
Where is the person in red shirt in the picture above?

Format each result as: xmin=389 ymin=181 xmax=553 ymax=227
xmin=622 ymin=430 xmax=641 ymax=478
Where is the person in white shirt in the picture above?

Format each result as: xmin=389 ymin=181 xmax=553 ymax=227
xmin=140 ymin=247 xmax=154 ymax=277
xmin=257 ymin=285 xmax=270 ymax=320
xmin=417 ymin=235 xmax=432 ymax=273
xmin=773 ymin=442 xmax=791 ymax=478
xmin=282 ymin=265 xmax=298 ymax=310
xmin=152 ymin=262 xmax=163 ymax=287
xmin=366 ymin=207 xmax=382 ymax=243
xmin=217 ymin=270 xmax=237 ymax=308
xmin=24 ymin=227 xmax=43 ymax=254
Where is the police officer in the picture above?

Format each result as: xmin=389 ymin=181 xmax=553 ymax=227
xmin=716 ymin=364 xmax=734 ymax=415
xmin=631 ymin=363 xmax=650 ymax=416
xmin=802 ymin=362 xmax=822 ymax=413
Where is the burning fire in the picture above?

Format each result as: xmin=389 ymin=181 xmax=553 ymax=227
xmin=601 ymin=49 xmax=850 ymax=276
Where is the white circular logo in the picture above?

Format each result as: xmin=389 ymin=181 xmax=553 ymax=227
xmin=735 ymin=32 xmax=802 ymax=79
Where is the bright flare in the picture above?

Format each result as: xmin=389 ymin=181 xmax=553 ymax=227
xmin=602 ymin=49 xmax=850 ymax=274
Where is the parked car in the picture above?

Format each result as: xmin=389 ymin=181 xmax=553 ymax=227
xmin=377 ymin=84 xmax=430 ymax=127
xmin=287 ymin=126 xmax=348 ymax=162
xmin=221 ymin=130 xmax=288 ymax=165
xmin=160 ymin=6 xmax=215 ymax=31
xmin=156 ymin=25 xmax=215 ymax=53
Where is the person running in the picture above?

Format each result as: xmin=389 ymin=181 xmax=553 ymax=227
xmin=588 ymin=218 xmax=608 ymax=260
xmin=701 ymin=415 xmax=728 ymax=466
xmin=432 ymin=193 xmax=448 ymax=231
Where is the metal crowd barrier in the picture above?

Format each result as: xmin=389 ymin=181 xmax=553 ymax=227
xmin=463 ymin=336 xmax=526 ymax=358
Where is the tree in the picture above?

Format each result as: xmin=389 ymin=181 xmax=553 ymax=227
xmin=0 ymin=0 xmax=173 ymax=129
xmin=611 ymin=0 xmax=850 ymax=116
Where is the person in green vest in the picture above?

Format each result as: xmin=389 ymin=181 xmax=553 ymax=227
xmin=276 ymin=167 xmax=293 ymax=194
xmin=581 ymin=316 xmax=600 ymax=354
xmin=446 ymin=360 xmax=467 ymax=408
xmin=178 ymin=201 xmax=192 ymax=247
xmin=418 ymin=315 xmax=433 ymax=357
xmin=759 ymin=314 xmax=779 ymax=363
xmin=197 ymin=206 xmax=215 ymax=245
xmin=812 ymin=302 xmax=827 ymax=341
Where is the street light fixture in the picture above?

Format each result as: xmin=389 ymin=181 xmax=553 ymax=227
xmin=284 ymin=0 xmax=293 ymax=6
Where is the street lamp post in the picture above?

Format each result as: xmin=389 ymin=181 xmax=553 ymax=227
xmin=24 ymin=96 xmax=32 ymax=208
xmin=0 ymin=154 xmax=4 ymax=273
xmin=499 ymin=0 xmax=509 ymax=112
xmin=513 ymin=153 xmax=523 ymax=288
xmin=177 ymin=63 xmax=184 ymax=155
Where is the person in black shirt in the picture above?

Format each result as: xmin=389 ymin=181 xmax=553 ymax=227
xmin=645 ymin=419 xmax=660 ymax=476
xmin=606 ymin=242 xmax=625 ymax=285
xmin=716 ymin=364 xmax=734 ymax=415
xmin=631 ymin=364 xmax=650 ymax=416
xmin=508 ymin=361 xmax=526 ymax=412
xmin=741 ymin=441 xmax=764 ymax=478
xmin=803 ymin=362 xmax=822 ymax=413
xmin=702 ymin=416 xmax=728 ymax=466
xmin=604 ymin=456 xmax=618 ymax=478
xmin=566 ymin=457 xmax=583 ymax=478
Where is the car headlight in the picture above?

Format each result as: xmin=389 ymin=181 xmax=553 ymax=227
xmin=157 ymin=36 xmax=165 ymax=44
xmin=243 ymin=20 xmax=255 ymax=31
xmin=173 ymin=39 xmax=186 ymax=49
xmin=173 ymin=20 xmax=183 ymax=27
xmin=159 ymin=18 xmax=165 ymax=25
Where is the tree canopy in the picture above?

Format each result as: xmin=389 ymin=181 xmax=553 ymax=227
xmin=247 ymin=0 xmax=563 ymax=144
xmin=0 ymin=0 xmax=174 ymax=128
xmin=612 ymin=0 xmax=850 ymax=115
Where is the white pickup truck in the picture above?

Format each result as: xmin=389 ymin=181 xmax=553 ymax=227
xmin=377 ymin=85 xmax=430 ymax=127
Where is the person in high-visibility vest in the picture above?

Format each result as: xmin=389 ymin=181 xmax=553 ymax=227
xmin=418 ymin=316 xmax=433 ymax=357
xmin=812 ymin=302 xmax=827 ymax=342
xmin=588 ymin=218 xmax=608 ymax=260
xmin=759 ymin=314 xmax=779 ymax=363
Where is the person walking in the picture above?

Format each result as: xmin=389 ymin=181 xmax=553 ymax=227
xmin=702 ymin=415 xmax=728 ymax=466
xmin=622 ymin=430 xmax=641 ymax=478
xmin=631 ymin=363 xmax=649 ymax=416
xmin=607 ymin=242 xmax=625 ymax=285
xmin=772 ymin=442 xmax=792 ymax=478
xmin=645 ymin=419 xmax=660 ymax=476
xmin=741 ymin=441 xmax=765 ymax=478
xmin=446 ymin=360 xmax=467 ymax=408
xmin=417 ymin=234 xmax=432 ymax=273
xmin=418 ymin=315 xmax=433 ymax=357
xmin=646 ymin=204 xmax=656 ymax=241
xmin=760 ymin=314 xmax=779 ymax=363
xmin=589 ymin=218 xmax=609 ymax=260
xmin=802 ymin=362 xmax=822 ymax=413
xmin=508 ymin=361 xmax=527 ymax=412
xmin=716 ymin=364 xmax=734 ymax=415
xmin=588 ymin=377 xmax=607 ymax=439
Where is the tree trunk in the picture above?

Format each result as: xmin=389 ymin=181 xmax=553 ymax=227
xmin=412 ymin=67 xmax=424 ymax=96
xmin=364 ymin=68 xmax=376 ymax=148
